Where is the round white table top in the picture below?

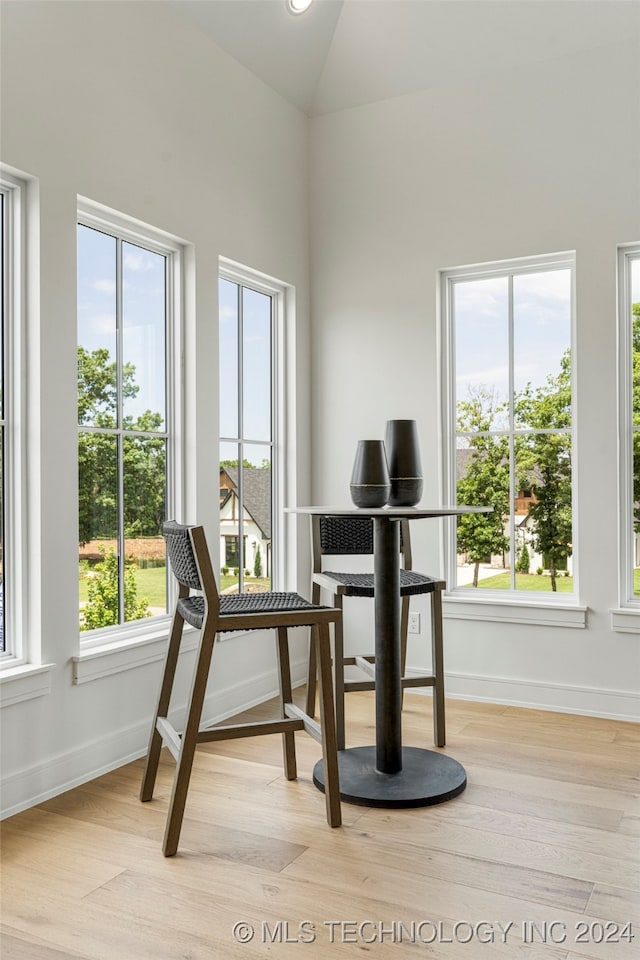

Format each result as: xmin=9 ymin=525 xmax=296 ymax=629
xmin=285 ymin=504 xmax=491 ymax=518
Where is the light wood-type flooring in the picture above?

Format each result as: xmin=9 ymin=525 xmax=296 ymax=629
xmin=1 ymin=692 xmax=638 ymax=959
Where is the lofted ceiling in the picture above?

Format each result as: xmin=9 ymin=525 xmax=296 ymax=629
xmin=171 ymin=0 xmax=640 ymax=117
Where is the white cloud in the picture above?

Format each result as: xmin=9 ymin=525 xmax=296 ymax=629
xmin=91 ymin=279 xmax=116 ymax=294
xmin=123 ymin=249 xmax=158 ymax=273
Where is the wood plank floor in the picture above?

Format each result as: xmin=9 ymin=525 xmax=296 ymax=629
xmin=1 ymin=693 xmax=638 ymax=959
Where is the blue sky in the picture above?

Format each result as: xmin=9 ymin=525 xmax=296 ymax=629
xmin=77 ymin=224 xmax=166 ymax=426
xmin=454 ymin=268 xmax=572 ymax=431
xmin=218 ymin=277 xmax=272 ymax=467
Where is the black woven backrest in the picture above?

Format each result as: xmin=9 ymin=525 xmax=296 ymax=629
xmin=163 ymin=521 xmax=202 ymax=590
xmin=319 ymin=516 xmax=374 ymax=555
xmin=318 ymin=515 xmax=406 ymax=558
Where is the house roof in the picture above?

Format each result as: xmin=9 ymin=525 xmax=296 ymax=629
xmin=221 ymin=467 xmax=272 ymax=540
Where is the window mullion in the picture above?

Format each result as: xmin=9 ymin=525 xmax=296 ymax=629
xmin=508 ymin=273 xmax=516 ymax=590
xmin=115 ymin=238 xmax=125 ymax=625
xmin=237 ymin=284 xmax=244 ymax=592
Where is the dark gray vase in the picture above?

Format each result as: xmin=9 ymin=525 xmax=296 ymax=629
xmin=384 ymin=419 xmax=423 ymax=507
xmin=350 ymin=440 xmax=391 ymax=508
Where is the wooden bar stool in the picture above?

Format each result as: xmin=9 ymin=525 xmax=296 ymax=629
xmin=141 ymin=521 xmax=342 ymax=856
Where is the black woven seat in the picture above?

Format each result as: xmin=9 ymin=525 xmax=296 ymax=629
xmin=319 ymin=570 xmax=440 ymax=599
xmin=141 ymin=521 xmax=342 ymax=856
xmin=306 ymin=515 xmax=447 ymax=751
xmin=180 ymin=591 xmax=332 ymax=629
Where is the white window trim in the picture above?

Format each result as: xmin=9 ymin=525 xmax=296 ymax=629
xmin=218 ymin=256 xmax=287 ymax=593
xmin=75 ymin=197 xmax=186 ymax=660
xmin=613 ymin=242 xmax=640 ymax=633
xmin=0 ymin=166 xmax=39 ymax=677
xmin=438 ymin=251 xmax=582 ymax=627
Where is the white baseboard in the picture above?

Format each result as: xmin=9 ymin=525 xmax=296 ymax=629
xmin=406 ymin=667 xmax=640 ymax=722
xmin=1 ymin=656 xmax=308 ymax=820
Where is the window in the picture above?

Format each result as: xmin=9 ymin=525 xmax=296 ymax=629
xmin=77 ymin=202 xmax=183 ymax=639
xmin=219 ymin=263 xmax=279 ymax=594
xmin=618 ymin=244 xmax=640 ymax=605
xmin=0 ymin=169 xmax=28 ymax=664
xmin=1 ymin=190 xmax=7 ymax=654
xmin=441 ymin=253 xmax=575 ymax=598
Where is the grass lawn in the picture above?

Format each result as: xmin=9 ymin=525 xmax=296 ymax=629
xmin=472 ymin=571 xmax=574 ymax=592
xmin=80 ymin=566 xmax=271 ymax=607
xmin=79 ymin=565 xmax=167 ymax=606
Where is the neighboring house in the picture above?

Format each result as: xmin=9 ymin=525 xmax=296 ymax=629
xmin=219 ymin=467 xmax=271 ymax=577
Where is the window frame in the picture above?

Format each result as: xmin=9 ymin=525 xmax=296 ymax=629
xmin=219 ymin=257 xmax=284 ymax=592
xmin=0 ymin=168 xmax=29 ymax=668
xmin=616 ymin=242 xmax=640 ymax=619
xmin=77 ymin=198 xmax=185 ymax=650
xmin=439 ymin=251 xmax=584 ymax=624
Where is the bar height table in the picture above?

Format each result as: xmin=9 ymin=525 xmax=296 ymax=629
xmin=286 ymin=505 xmax=490 ymax=808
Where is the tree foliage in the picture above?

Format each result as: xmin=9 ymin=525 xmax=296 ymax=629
xmin=632 ymin=303 xmax=640 ymax=530
xmin=456 ymin=388 xmax=510 ymax=587
xmin=515 ymin=350 xmax=572 ymax=591
xmin=78 ymin=347 xmax=166 ymax=544
xmin=81 ymin=549 xmax=150 ymax=631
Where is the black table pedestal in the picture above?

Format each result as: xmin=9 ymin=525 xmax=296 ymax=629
xmin=313 ymin=746 xmax=466 ymax=808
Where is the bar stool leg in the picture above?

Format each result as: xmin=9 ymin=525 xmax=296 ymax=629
xmin=333 ymin=595 xmax=346 ymax=751
xmin=305 ymin=582 xmax=321 ymax=717
xmin=431 ymin=588 xmax=446 ymax=748
xmin=140 ymin=610 xmax=184 ymax=802
xmin=163 ymin=620 xmax=216 ymax=857
xmin=276 ymin=626 xmax=297 ymax=780
xmin=315 ymin=623 xmax=341 ymax=827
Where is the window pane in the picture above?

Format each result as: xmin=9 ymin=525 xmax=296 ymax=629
xmin=514 ymin=269 xmax=572 ymax=428
xmin=122 ymin=241 xmax=166 ymax=430
xmin=77 ymin=225 xmax=117 ymax=427
xmin=0 ymin=195 xmax=4 ymax=652
xmin=515 ymin=432 xmax=572 ymax=592
xmin=633 ymin=258 xmax=640 ymax=596
xmin=123 ymin=435 xmax=166 ymax=621
xmin=0 ymin=429 xmax=3 ymax=652
xmin=79 ymin=433 xmax=118 ymax=631
xmin=243 ymin=443 xmax=271 ymax=590
xmin=455 ymin=434 xmax=510 ymax=588
xmin=220 ymin=441 xmax=240 ymax=592
xmin=242 ymin=287 xmax=272 ymax=441
xmin=219 ymin=277 xmax=238 ymax=439
xmin=454 ymin=277 xmax=509 ymax=432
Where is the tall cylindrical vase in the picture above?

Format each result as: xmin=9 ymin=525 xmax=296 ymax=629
xmin=385 ymin=419 xmax=423 ymax=507
xmin=350 ymin=440 xmax=391 ymax=508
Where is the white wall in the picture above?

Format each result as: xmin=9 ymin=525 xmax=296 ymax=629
xmin=309 ymin=39 xmax=640 ymax=720
xmin=0 ymin=1 xmax=312 ymax=816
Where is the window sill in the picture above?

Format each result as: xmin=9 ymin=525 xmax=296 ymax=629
xmin=0 ymin=663 xmax=55 ymax=707
xmin=611 ymin=608 xmax=640 ymax=634
xmin=443 ymin=593 xmax=588 ymax=628
xmin=72 ymin=620 xmax=198 ymax=684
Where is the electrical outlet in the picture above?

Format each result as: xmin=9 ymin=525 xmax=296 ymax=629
xmin=408 ymin=612 xmax=421 ymax=634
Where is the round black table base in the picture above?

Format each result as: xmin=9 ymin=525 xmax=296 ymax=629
xmin=313 ymin=746 xmax=466 ymax=808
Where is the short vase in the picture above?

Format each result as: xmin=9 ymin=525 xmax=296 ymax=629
xmin=349 ymin=440 xmax=391 ymax=508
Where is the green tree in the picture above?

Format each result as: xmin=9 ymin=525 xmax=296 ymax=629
xmin=632 ymin=303 xmax=640 ymax=531
xmin=81 ymin=549 xmax=150 ymax=631
xmin=253 ymin=546 xmax=263 ymax=579
xmin=516 ymin=542 xmax=530 ymax=574
xmin=515 ymin=351 xmax=572 ymax=591
xmin=456 ymin=388 xmax=510 ymax=587
xmin=78 ymin=347 xmax=165 ymax=543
